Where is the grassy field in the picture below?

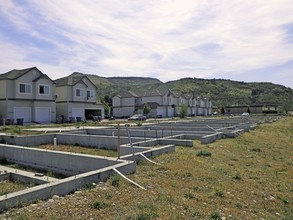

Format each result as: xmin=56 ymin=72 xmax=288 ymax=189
xmin=0 ymin=117 xmax=292 ymax=219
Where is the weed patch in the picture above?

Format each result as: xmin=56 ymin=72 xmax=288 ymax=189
xmin=111 ymin=174 xmax=121 ymax=187
xmin=90 ymin=201 xmax=109 ymax=209
xmin=196 ymin=150 xmax=212 ymax=157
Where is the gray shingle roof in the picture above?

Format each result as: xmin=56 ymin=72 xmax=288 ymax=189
xmin=54 ymin=72 xmax=96 ymax=88
xmin=0 ymin=67 xmax=36 ymax=80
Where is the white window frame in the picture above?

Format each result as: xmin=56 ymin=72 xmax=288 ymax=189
xmin=87 ymin=90 xmax=94 ymax=99
xmin=19 ymin=83 xmax=32 ymax=94
xmin=75 ymin=88 xmax=84 ymax=97
xmin=38 ymin=84 xmax=50 ymax=95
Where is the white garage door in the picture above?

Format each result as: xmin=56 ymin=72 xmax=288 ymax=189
xmin=14 ymin=107 xmax=31 ymax=122
xmin=72 ymin=108 xmax=84 ymax=118
xmin=35 ymin=107 xmax=51 ymax=122
xmin=156 ymin=107 xmax=166 ymax=117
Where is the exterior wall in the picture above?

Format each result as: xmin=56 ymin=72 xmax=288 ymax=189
xmin=0 ymin=80 xmax=6 ymax=99
xmin=121 ymin=97 xmax=136 ymax=106
xmin=56 ymin=102 xmax=69 ymax=118
xmin=72 ymin=83 xmax=88 ymax=102
xmin=35 ymin=78 xmax=56 ymax=101
xmin=162 ymin=94 xmax=169 ymax=106
xmin=0 ymin=101 xmax=6 ymax=118
xmin=167 ymin=94 xmax=174 ymax=106
xmin=112 ymin=96 xmax=121 ymax=107
xmin=14 ymin=69 xmax=42 ymax=100
xmin=55 ymin=86 xmax=69 ymax=102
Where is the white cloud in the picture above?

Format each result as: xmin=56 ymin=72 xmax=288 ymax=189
xmin=0 ymin=0 xmax=293 ymax=87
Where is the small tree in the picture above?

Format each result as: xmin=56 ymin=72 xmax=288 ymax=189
xmin=179 ymin=104 xmax=188 ymax=118
xmin=101 ymin=97 xmax=110 ymax=117
xmin=221 ymin=107 xmax=225 ymax=115
xmin=143 ymin=103 xmax=151 ymax=116
xmin=247 ymin=107 xmax=251 ymax=114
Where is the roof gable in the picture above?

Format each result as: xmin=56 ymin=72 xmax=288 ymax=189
xmin=54 ymin=72 xmax=97 ymax=89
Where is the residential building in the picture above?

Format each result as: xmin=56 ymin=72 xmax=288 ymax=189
xmin=0 ymin=67 xmax=56 ymax=123
xmin=54 ymin=72 xmax=104 ymax=122
xmin=112 ymin=89 xmax=212 ymax=118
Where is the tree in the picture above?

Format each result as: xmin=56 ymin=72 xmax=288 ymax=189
xmin=179 ymin=104 xmax=188 ymax=118
xmin=143 ymin=103 xmax=151 ymax=116
xmin=247 ymin=107 xmax=251 ymax=114
xmin=101 ymin=97 xmax=110 ymax=117
xmin=221 ymin=107 xmax=225 ymax=115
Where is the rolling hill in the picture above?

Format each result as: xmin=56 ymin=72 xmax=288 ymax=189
xmin=85 ymin=74 xmax=293 ymax=111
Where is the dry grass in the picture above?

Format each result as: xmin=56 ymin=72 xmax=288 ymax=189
xmin=1 ymin=117 xmax=292 ymax=219
xmin=0 ymin=180 xmax=27 ymax=196
xmin=33 ymin=145 xmax=118 ymax=158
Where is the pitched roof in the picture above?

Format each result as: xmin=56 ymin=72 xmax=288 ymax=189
xmin=32 ymin=74 xmax=55 ymax=83
xmin=137 ymin=102 xmax=160 ymax=109
xmin=0 ymin=67 xmax=37 ymax=80
xmin=54 ymin=72 xmax=96 ymax=88
xmin=135 ymin=89 xmax=167 ymax=97
xmin=114 ymin=90 xmax=139 ymax=98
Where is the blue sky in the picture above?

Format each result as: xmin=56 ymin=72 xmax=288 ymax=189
xmin=0 ymin=0 xmax=293 ymax=88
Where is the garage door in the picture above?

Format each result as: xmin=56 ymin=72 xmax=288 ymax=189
xmin=156 ymin=107 xmax=166 ymax=117
xmin=35 ymin=107 xmax=51 ymax=122
xmin=72 ymin=108 xmax=84 ymax=118
xmin=14 ymin=107 xmax=31 ymax=122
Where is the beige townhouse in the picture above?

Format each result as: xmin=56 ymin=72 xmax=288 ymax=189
xmin=0 ymin=67 xmax=56 ymax=124
xmin=54 ymin=72 xmax=104 ymax=122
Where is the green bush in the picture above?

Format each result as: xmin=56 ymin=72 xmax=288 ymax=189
xmin=196 ymin=150 xmax=212 ymax=157
xmin=90 ymin=201 xmax=109 ymax=209
xmin=111 ymin=174 xmax=121 ymax=187
xmin=210 ymin=211 xmax=220 ymax=219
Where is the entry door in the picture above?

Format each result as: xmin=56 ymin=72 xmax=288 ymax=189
xmin=14 ymin=107 xmax=31 ymax=122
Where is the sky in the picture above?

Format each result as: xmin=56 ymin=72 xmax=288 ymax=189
xmin=0 ymin=0 xmax=293 ymax=88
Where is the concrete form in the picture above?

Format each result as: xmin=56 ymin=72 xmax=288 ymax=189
xmin=0 ymin=115 xmax=281 ymax=212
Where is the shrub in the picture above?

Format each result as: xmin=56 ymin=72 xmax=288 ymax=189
xmin=214 ymin=188 xmax=224 ymax=197
xmin=196 ymin=150 xmax=212 ymax=157
xmin=136 ymin=203 xmax=158 ymax=220
xmin=111 ymin=175 xmax=121 ymax=187
xmin=91 ymin=201 xmax=109 ymax=209
xmin=210 ymin=211 xmax=220 ymax=219
xmin=184 ymin=191 xmax=196 ymax=199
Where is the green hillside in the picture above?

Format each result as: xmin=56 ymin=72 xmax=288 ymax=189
xmin=86 ymin=75 xmax=293 ymax=112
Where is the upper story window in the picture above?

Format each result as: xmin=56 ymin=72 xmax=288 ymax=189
xmin=39 ymin=85 xmax=50 ymax=95
xmin=75 ymin=88 xmax=84 ymax=97
xmin=87 ymin=90 xmax=94 ymax=99
xmin=169 ymin=98 xmax=172 ymax=103
xmin=19 ymin=83 xmax=32 ymax=94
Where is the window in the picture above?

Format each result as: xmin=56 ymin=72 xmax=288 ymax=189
xmin=39 ymin=85 xmax=50 ymax=95
xmin=87 ymin=90 xmax=94 ymax=99
xmin=19 ymin=83 xmax=31 ymax=94
xmin=75 ymin=89 xmax=84 ymax=97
